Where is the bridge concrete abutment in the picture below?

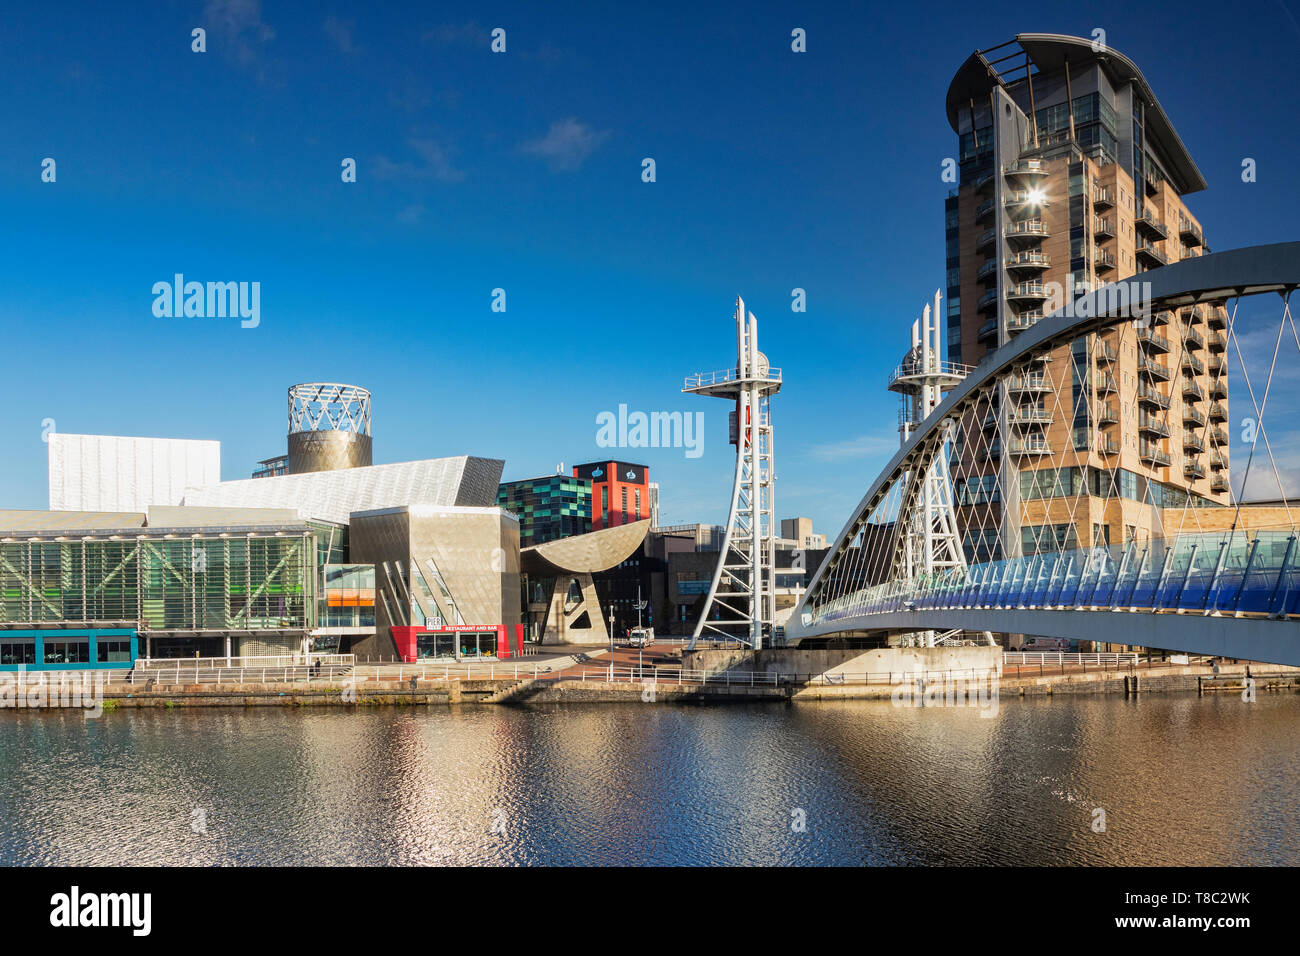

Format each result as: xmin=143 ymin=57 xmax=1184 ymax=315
xmin=682 ymin=645 xmax=1002 ymax=683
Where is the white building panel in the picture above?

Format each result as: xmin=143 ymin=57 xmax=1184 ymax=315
xmin=49 ymin=434 xmax=221 ymax=513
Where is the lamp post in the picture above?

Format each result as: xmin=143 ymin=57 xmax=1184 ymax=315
xmin=635 ymin=586 xmax=648 ymax=678
xmin=608 ymin=604 xmax=615 ymax=680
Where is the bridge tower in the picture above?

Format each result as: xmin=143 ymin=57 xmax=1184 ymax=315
xmin=887 ymin=290 xmax=971 ymax=646
xmin=683 ymin=297 xmax=782 ymax=650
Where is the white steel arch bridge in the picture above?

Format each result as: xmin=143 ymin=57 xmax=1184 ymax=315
xmin=787 ymin=242 xmax=1300 ymax=666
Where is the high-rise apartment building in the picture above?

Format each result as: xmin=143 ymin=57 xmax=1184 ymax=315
xmin=944 ymin=34 xmax=1229 ymax=562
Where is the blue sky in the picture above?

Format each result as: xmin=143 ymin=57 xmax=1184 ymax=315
xmin=2 ymin=0 xmax=1298 ymax=533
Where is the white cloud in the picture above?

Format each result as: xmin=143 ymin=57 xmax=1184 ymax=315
xmin=520 ymin=118 xmax=610 ymax=172
xmin=323 ymin=16 xmax=355 ymax=53
xmin=204 ymin=0 xmax=275 ymax=62
xmin=374 ymin=137 xmax=465 ymax=183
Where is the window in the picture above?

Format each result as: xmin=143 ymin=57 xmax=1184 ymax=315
xmin=44 ymin=639 xmax=90 ymax=665
xmin=0 ymin=639 xmax=35 ymax=665
xmin=96 ymin=639 xmax=132 ymax=663
xmin=1022 ymin=523 xmax=1078 ymax=555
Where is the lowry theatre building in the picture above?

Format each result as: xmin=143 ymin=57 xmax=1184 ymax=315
xmin=1 ymin=384 xmax=658 ymax=668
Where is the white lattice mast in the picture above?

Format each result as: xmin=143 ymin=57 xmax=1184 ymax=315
xmin=888 ymin=290 xmax=970 ymax=646
xmin=684 ymin=297 xmax=782 ymax=650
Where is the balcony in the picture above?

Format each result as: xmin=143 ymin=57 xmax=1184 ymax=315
xmin=1179 ymin=216 xmax=1204 ymax=246
xmin=1208 ymin=331 xmax=1227 ymax=353
xmin=1094 ymin=248 xmax=1116 ymax=272
xmin=1138 ymin=384 xmax=1170 ymax=408
xmin=1093 ymin=217 xmax=1115 ymax=239
xmin=1006 ymin=251 xmax=1050 ymax=272
xmin=1095 ymin=339 xmax=1119 ymax=364
xmin=1183 ymin=405 xmax=1206 ymax=428
xmin=1008 ymin=438 xmax=1052 ymax=457
xmin=1182 ymin=353 xmax=1205 ymax=376
xmin=978 ymin=288 xmax=1000 ymax=312
xmin=1211 ymin=379 xmax=1228 ymax=399
xmin=1097 ymin=435 xmax=1121 ymax=456
xmin=1007 ymin=282 xmax=1050 ymax=303
xmin=1138 ymin=328 xmax=1171 ymax=353
xmin=1096 ymin=402 xmax=1119 ymax=425
xmin=975 ymin=198 xmax=996 ymax=222
xmin=978 ymin=318 xmax=999 ymax=344
xmin=1207 ymin=307 xmax=1228 ymax=330
xmin=1209 ymin=402 xmax=1228 ymax=422
xmin=1138 ymin=413 xmax=1171 ymax=438
xmin=1182 ymin=379 xmax=1206 ymax=402
xmin=1004 ymin=190 xmax=1050 ymax=214
xmin=1003 ymin=158 xmax=1047 ymax=180
xmin=1008 ymin=372 xmax=1051 ymax=392
xmin=1139 ymin=357 xmax=1171 ymax=381
xmin=1211 ymin=474 xmax=1230 ymax=494
xmin=1184 ymin=432 xmax=1206 ymax=452
xmin=1136 ymin=209 xmax=1169 ymax=240
xmin=1092 ymin=186 xmax=1114 ymax=209
xmin=1006 ymin=311 xmax=1044 ymax=333
xmin=1211 ymin=450 xmax=1228 ymax=469
xmin=1211 ymin=426 xmax=1229 ymax=446
xmin=1007 ymin=405 xmax=1053 ymax=425
xmin=1209 ymin=355 xmax=1226 ymax=377
xmin=970 ymin=170 xmax=995 ymax=193
xmin=1136 ymin=240 xmax=1168 ymax=267
xmin=1184 ymin=456 xmax=1205 ymax=479
xmin=977 ymin=228 xmax=997 ymax=252
xmin=977 ymin=258 xmax=1000 ymax=282
xmin=1006 ymin=220 xmax=1050 ymax=241
xmin=1140 ymin=441 xmax=1171 ymax=468
xmin=1184 ymin=327 xmax=1206 ymax=350
xmin=1152 ymin=309 xmax=1173 ymax=326
xmin=1097 ymin=373 xmax=1120 ymax=394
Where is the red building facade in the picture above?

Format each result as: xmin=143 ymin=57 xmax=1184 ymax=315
xmin=574 ymin=461 xmax=649 ymax=531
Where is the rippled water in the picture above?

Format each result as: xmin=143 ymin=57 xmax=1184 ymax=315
xmin=1 ymin=695 xmax=1297 ymax=865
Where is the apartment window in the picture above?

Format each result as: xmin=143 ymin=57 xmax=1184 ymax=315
xmin=1022 ymin=523 xmax=1078 ymax=555
xmin=634 ymin=489 xmax=641 ymax=518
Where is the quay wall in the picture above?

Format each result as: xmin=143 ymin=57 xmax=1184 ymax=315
xmin=3 ymin=662 xmax=1296 ymax=709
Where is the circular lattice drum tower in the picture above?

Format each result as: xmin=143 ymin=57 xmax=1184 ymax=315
xmin=287 ymin=383 xmax=372 ymax=474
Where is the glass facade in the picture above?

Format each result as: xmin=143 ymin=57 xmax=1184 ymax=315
xmin=0 ymin=534 xmax=312 ymax=631
xmin=497 ymin=476 xmax=592 ymax=546
xmin=321 ymin=564 xmax=376 ymax=628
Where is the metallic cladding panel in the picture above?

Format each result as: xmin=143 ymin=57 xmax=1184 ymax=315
xmin=350 ymin=507 xmax=521 ymax=626
xmin=287 ymin=430 xmax=373 ymax=474
xmin=180 ymin=456 xmax=500 ymax=525
xmin=48 ymin=434 xmax=221 ymax=513
xmin=454 ymin=457 xmax=506 ymax=506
